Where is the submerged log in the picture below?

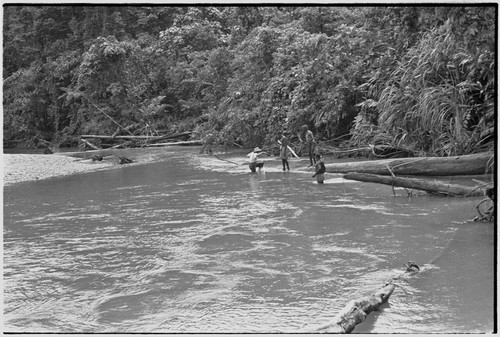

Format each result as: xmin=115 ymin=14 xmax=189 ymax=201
xmin=114 ymin=155 xmax=133 ymax=164
xmin=343 ymin=172 xmax=485 ymax=196
xmin=320 ymin=152 xmax=493 ymax=176
xmin=315 ymin=283 xmax=396 ymax=333
xmin=313 ymin=262 xmax=420 ymax=334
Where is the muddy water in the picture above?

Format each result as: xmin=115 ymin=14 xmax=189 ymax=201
xmin=3 ymin=148 xmax=495 ymax=333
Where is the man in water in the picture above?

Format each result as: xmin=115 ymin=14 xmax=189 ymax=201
xmin=312 ymin=154 xmax=326 ymax=183
xmin=248 ymin=147 xmax=266 ymax=173
xmin=299 ymin=125 xmax=316 ymax=167
xmin=279 ymin=132 xmax=290 ymax=171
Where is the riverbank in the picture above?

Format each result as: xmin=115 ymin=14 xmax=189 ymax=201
xmin=3 ymin=153 xmax=115 ymax=186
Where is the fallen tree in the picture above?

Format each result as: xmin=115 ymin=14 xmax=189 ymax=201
xmin=79 ymin=131 xmax=195 ymax=150
xmin=81 ymin=135 xmax=166 ymax=140
xmin=143 ymin=140 xmax=202 ymax=147
xmin=313 ymin=152 xmax=493 ymax=176
xmin=81 ymin=131 xmax=192 ymax=141
xmin=318 ymin=144 xmax=416 ymax=159
xmin=343 ymin=172 xmax=485 ymax=197
xmin=142 ymin=131 xmax=192 ymax=143
xmin=80 ymin=138 xmax=101 ymax=150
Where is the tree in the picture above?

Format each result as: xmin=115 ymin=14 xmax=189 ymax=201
xmin=3 ymin=5 xmax=495 ymax=155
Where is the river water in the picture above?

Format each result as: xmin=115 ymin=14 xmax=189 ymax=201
xmin=3 ymin=147 xmax=496 ymax=333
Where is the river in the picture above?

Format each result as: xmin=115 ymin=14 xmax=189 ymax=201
xmin=3 ymin=147 xmax=496 ymax=333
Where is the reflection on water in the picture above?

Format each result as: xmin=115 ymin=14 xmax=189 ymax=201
xmin=3 ymin=148 xmax=495 ymax=333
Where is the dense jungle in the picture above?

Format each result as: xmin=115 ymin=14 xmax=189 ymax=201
xmin=3 ymin=5 xmax=496 ymax=157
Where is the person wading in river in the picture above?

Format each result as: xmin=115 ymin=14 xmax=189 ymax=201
xmin=279 ymin=132 xmax=290 ymax=171
xmin=312 ymin=154 xmax=326 ymax=183
xmin=248 ymin=147 xmax=266 ymax=173
xmin=299 ymin=125 xmax=316 ymax=167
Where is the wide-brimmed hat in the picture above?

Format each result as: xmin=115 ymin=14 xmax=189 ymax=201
xmin=254 ymin=147 xmax=262 ymax=152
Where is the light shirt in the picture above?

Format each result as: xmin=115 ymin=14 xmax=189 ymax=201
xmin=249 ymin=152 xmax=259 ymax=163
xmin=305 ymin=130 xmax=314 ymax=143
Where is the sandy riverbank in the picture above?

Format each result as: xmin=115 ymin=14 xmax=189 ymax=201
xmin=3 ymin=153 xmax=116 ymax=186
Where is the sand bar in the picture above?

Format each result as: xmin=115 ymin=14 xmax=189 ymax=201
xmin=3 ymin=153 xmax=115 ymax=186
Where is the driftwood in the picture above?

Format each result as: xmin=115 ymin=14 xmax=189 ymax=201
xmin=318 ymin=152 xmax=493 ymax=176
xmin=81 ymin=135 xmax=164 ymax=140
xmin=315 ymin=283 xmax=396 ymax=333
xmin=343 ymin=172 xmax=485 ymax=197
xmin=144 ymin=140 xmax=202 ymax=147
xmin=116 ymin=156 xmax=133 ymax=164
xmin=143 ymin=131 xmax=192 ymax=143
xmin=81 ymin=131 xmax=192 ymax=142
xmin=313 ymin=262 xmax=420 ymax=334
xmin=80 ymin=138 xmax=101 ymax=150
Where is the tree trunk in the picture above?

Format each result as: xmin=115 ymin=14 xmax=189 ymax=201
xmin=343 ymin=172 xmax=485 ymax=196
xmin=81 ymin=135 xmax=164 ymax=140
xmin=144 ymin=140 xmax=202 ymax=147
xmin=80 ymin=138 xmax=101 ymax=150
xmin=320 ymin=152 xmax=493 ymax=176
xmin=81 ymin=131 xmax=192 ymax=142
xmin=143 ymin=131 xmax=192 ymax=143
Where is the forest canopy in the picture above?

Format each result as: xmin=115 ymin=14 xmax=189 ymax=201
xmin=3 ymin=5 xmax=496 ymax=156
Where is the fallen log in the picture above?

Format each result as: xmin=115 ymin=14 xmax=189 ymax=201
xmin=80 ymin=138 xmax=101 ymax=150
xmin=315 ymin=283 xmax=396 ymax=333
xmin=81 ymin=131 xmax=192 ymax=142
xmin=343 ymin=172 xmax=485 ymax=196
xmin=143 ymin=140 xmax=202 ymax=147
xmin=313 ymin=262 xmax=420 ymax=334
xmin=318 ymin=152 xmax=493 ymax=176
xmin=115 ymin=156 xmax=133 ymax=164
xmin=143 ymin=131 xmax=192 ymax=143
xmin=81 ymin=135 xmax=164 ymax=140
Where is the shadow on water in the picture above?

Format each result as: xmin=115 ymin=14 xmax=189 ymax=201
xmin=3 ymin=147 xmax=496 ymax=333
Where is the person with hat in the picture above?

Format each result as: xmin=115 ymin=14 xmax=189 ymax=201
xmin=248 ymin=147 xmax=266 ymax=173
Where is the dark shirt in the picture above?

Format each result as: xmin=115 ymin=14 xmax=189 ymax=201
xmin=313 ymin=161 xmax=326 ymax=176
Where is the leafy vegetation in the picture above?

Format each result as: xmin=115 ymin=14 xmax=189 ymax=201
xmin=3 ymin=5 xmax=495 ymax=156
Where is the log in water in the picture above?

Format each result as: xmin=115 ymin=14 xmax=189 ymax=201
xmin=343 ymin=172 xmax=486 ymax=197
xmin=315 ymin=283 xmax=396 ymax=333
xmin=316 ymin=152 xmax=494 ymax=176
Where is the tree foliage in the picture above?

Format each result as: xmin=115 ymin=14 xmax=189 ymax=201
xmin=3 ymin=5 xmax=496 ymax=156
